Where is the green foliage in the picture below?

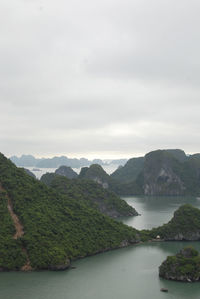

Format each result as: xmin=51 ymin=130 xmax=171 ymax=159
xmin=0 ymin=153 xmax=139 ymax=270
xmin=41 ymin=173 xmax=138 ymax=217
xmin=159 ymin=246 xmax=200 ymax=281
xmin=147 ymin=204 xmax=200 ymax=240
xmin=111 ymin=157 xmax=144 ymax=183
xmin=110 ymin=149 xmax=200 ymax=196
xmin=0 ymin=192 xmax=26 ymax=270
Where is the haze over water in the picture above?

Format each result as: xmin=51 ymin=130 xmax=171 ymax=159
xmin=1 ymin=196 xmax=200 ymax=299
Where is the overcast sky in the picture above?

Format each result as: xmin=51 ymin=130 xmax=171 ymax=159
xmin=1 ymin=0 xmax=200 ymax=159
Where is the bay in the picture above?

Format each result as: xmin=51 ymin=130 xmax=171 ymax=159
xmin=121 ymin=195 xmax=200 ymax=229
xmin=1 ymin=196 xmax=200 ymax=299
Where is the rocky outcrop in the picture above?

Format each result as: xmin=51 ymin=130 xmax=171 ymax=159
xmin=79 ymin=164 xmax=112 ymax=189
xmin=48 ymin=258 xmax=71 ymax=271
xmin=165 ymin=232 xmax=200 ymax=241
xmin=159 ymin=247 xmax=200 ymax=282
xmin=143 ymin=150 xmax=186 ymax=195
xmin=150 ymin=204 xmax=200 ymax=241
xmin=55 ymin=166 xmax=78 ymax=179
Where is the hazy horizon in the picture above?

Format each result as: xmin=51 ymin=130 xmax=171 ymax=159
xmin=8 ymin=148 xmax=200 ymax=161
xmin=1 ymin=0 xmax=200 ymax=159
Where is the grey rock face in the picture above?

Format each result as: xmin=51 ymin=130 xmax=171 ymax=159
xmin=164 ymin=231 xmax=200 ymax=241
xmin=143 ymin=150 xmax=186 ymax=195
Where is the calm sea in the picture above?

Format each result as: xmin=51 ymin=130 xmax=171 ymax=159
xmin=1 ymin=196 xmax=200 ymax=299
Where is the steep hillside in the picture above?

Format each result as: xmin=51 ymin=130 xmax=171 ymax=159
xmin=55 ymin=166 xmax=78 ymax=179
xmin=111 ymin=149 xmax=200 ymax=196
xmin=0 ymin=153 xmax=139 ymax=271
xmin=142 ymin=150 xmax=200 ymax=196
xmin=79 ymin=164 xmax=114 ymax=189
xmin=22 ymin=168 xmax=36 ymax=179
xmin=179 ymin=154 xmax=200 ymax=195
xmin=147 ymin=204 xmax=200 ymax=241
xmin=109 ymin=149 xmax=190 ymax=196
xmin=111 ymin=157 xmax=144 ymax=183
xmin=142 ymin=150 xmax=186 ymax=195
xmin=159 ymin=246 xmax=200 ymax=282
xmin=40 ymin=173 xmax=138 ymax=218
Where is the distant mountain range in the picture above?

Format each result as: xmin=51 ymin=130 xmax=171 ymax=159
xmin=1 ymin=151 xmax=200 ymax=271
xmin=10 ymin=149 xmax=200 ymax=196
xmin=10 ymin=155 xmax=127 ymax=168
xmin=76 ymin=149 xmax=200 ymax=196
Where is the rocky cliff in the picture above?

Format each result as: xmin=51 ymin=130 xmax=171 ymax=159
xmin=112 ymin=149 xmax=200 ymax=196
xmin=79 ymin=164 xmax=112 ymax=189
xmin=159 ymin=247 xmax=200 ymax=282
xmin=143 ymin=150 xmax=186 ymax=195
xmin=149 ymin=204 xmax=200 ymax=241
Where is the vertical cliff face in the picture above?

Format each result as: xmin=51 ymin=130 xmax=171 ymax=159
xmin=143 ymin=150 xmax=186 ymax=195
xmin=79 ymin=164 xmax=111 ymax=189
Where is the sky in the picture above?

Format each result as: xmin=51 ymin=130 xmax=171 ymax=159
xmin=1 ymin=0 xmax=200 ymax=159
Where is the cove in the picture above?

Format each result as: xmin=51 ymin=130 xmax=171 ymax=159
xmin=1 ymin=196 xmax=200 ymax=299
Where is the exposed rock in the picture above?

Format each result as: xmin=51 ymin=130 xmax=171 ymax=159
xmin=159 ymin=247 xmax=200 ymax=282
xmin=150 ymin=205 xmax=200 ymax=241
xmin=48 ymin=258 xmax=71 ymax=271
xmin=110 ymin=148 xmax=200 ymax=196
xmin=143 ymin=150 xmax=186 ymax=195
xmin=79 ymin=164 xmax=111 ymax=189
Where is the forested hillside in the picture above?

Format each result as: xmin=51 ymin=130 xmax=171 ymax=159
xmin=0 ymin=153 xmax=139 ymax=271
xmin=41 ymin=173 xmax=138 ymax=217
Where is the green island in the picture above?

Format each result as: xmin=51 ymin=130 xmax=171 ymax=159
xmin=159 ymin=246 xmax=200 ymax=282
xmin=0 ymin=153 xmax=140 ymax=271
xmin=1 ymin=152 xmax=200 ymax=272
xmin=79 ymin=149 xmax=200 ymax=196
xmin=141 ymin=204 xmax=200 ymax=242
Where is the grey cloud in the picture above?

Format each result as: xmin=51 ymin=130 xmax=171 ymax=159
xmin=1 ymin=0 xmax=200 ymax=158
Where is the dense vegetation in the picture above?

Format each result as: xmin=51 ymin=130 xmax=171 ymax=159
xmin=0 ymin=191 xmax=26 ymax=270
xmin=140 ymin=204 xmax=200 ymax=241
xmin=40 ymin=173 xmax=138 ymax=217
xmin=10 ymin=149 xmax=200 ymax=196
xmin=79 ymin=164 xmax=112 ymax=187
xmin=55 ymin=166 xmax=78 ymax=179
xmin=111 ymin=157 xmax=144 ymax=183
xmin=0 ymin=153 xmax=139 ymax=270
xmin=78 ymin=164 xmax=143 ymax=195
xmin=159 ymin=246 xmax=200 ymax=281
xmin=111 ymin=149 xmax=200 ymax=196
